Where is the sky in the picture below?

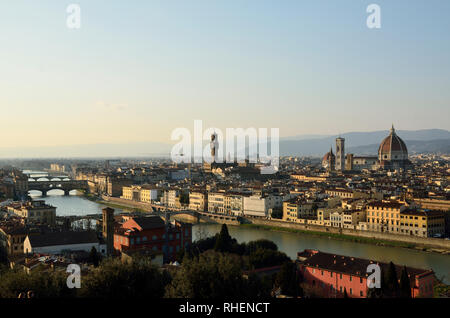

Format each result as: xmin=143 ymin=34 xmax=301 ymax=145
xmin=0 ymin=0 xmax=449 ymax=151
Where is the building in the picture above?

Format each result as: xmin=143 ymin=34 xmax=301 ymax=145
xmin=162 ymin=189 xmax=182 ymax=209
xmin=282 ymin=199 xmax=317 ymax=222
xmin=298 ymin=249 xmax=436 ymax=298
xmin=122 ymin=185 xmax=159 ymax=203
xmin=24 ymin=231 xmax=105 ymax=255
xmin=321 ymin=125 xmax=412 ymax=172
xmin=107 ymin=178 xmax=133 ymax=197
xmin=224 ymin=192 xmax=245 ymax=216
xmin=243 ymin=194 xmax=286 ymax=218
xmin=189 ymin=191 xmax=208 ymax=212
xmin=399 ymin=209 xmax=445 ymax=238
xmin=335 ymin=137 xmax=345 ymax=171
xmin=0 ymin=221 xmax=37 ymax=257
xmin=325 ymin=189 xmax=371 ymax=199
xmin=208 ymin=192 xmax=226 ymax=214
xmin=7 ymin=200 xmax=56 ymax=226
xmin=322 ymin=148 xmax=335 ymax=172
xmin=378 ymin=125 xmax=411 ymax=170
xmin=113 ymin=216 xmax=192 ymax=262
xmin=366 ymin=200 xmax=406 ymax=233
xmin=102 ymin=207 xmax=115 ymax=256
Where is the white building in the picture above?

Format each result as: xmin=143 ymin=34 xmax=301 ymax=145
xmin=24 ymin=231 xmax=106 ymax=255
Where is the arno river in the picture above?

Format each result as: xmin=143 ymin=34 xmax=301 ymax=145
xmin=29 ymin=190 xmax=450 ymax=283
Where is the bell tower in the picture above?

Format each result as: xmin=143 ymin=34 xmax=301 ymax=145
xmin=335 ymin=137 xmax=345 ymax=171
xmin=102 ymin=207 xmax=115 ymax=256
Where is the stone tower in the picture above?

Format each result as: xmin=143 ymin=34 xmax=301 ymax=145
xmin=335 ymin=137 xmax=345 ymax=171
xmin=210 ymin=132 xmax=219 ymax=162
xmin=102 ymin=207 xmax=115 ymax=256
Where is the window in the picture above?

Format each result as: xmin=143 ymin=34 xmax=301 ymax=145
xmin=350 ymin=288 xmax=352 ymax=295
xmin=360 ymin=291 xmax=363 ymax=296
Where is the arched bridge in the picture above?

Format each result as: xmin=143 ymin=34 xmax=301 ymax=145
xmin=27 ymin=179 xmax=88 ymax=196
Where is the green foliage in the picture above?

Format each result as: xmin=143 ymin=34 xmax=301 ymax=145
xmin=214 ymin=224 xmax=233 ymax=252
xmin=275 ymin=262 xmax=303 ymax=297
xmin=0 ymin=244 xmax=7 ymax=265
xmin=244 ymin=239 xmax=278 ymax=254
xmin=165 ymin=250 xmax=270 ymax=298
xmin=0 ymin=267 xmax=75 ymax=298
xmin=89 ymin=246 xmax=100 ymax=267
xmin=78 ymin=258 xmax=165 ymax=298
xmin=384 ymin=262 xmax=400 ymax=296
xmin=399 ymin=266 xmax=411 ymax=298
xmin=246 ymin=248 xmax=290 ymax=270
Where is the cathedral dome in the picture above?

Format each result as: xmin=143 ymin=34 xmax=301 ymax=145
xmin=378 ymin=125 xmax=408 ymax=161
xmin=322 ymin=151 xmax=335 ymax=162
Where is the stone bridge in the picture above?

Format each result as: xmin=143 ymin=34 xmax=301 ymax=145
xmin=27 ymin=179 xmax=89 ymax=196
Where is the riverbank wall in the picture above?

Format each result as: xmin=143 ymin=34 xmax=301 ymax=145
xmin=99 ymin=195 xmax=153 ymax=212
xmin=244 ymin=217 xmax=450 ymax=251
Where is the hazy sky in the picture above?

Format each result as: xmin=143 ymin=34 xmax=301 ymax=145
xmin=1 ymin=0 xmax=449 ymax=149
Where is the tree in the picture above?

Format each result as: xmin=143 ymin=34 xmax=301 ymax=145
xmin=165 ymin=250 xmax=266 ymax=298
xmin=383 ymin=262 xmax=400 ymax=297
xmin=214 ymin=224 xmax=233 ymax=253
xmin=79 ymin=258 xmax=165 ymax=298
xmin=89 ymin=246 xmax=100 ymax=267
xmin=343 ymin=288 xmax=348 ymax=298
xmin=275 ymin=261 xmax=302 ymax=297
xmin=399 ymin=266 xmax=411 ymax=298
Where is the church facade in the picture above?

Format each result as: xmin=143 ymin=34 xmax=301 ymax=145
xmin=322 ymin=126 xmax=412 ymax=172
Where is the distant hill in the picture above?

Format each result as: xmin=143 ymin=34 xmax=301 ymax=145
xmin=1 ymin=129 xmax=449 ymax=158
xmin=347 ymin=139 xmax=450 ymax=156
xmin=277 ymin=129 xmax=450 ymax=156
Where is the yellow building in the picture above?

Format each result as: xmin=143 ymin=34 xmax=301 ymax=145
xmin=122 ymin=185 xmax=159 ymax=203
xmin=189 ymin=191 xmax=208 ymax=212
xmin=366 ymin=200 xmax=405 ymax=233
xmin=282 ymin=199 xmax=316 ymax=223
xmin=7 ymin=201 xmax=56 ymax=226
xmin=399 ymin=209 xmax=445 ymax=237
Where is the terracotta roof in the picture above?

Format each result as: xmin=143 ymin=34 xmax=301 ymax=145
xmin=297 ymin=249 xmax=433 ymax=282
xmin=28 ymin=231 xmax=99 ymax=248
xmin=378 ymin=126 xmax=408 ymax=155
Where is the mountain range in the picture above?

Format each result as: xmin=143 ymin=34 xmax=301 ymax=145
xmin=1 ymin=129 xmax=449 ymax=158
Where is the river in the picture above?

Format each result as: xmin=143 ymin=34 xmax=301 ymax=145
xmin=27 ymin=186 xmax=450 ymax=283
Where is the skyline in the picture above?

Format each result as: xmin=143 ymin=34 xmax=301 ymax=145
xmin=1 ymin=0 xmax=450 ymax=151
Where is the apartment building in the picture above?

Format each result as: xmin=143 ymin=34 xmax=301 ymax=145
xmin=208 ymin=192 xmax=226 ymax=214
xmin=366 ymin=201 xmax=406 ymax=233
xmin=7 ymin=201 xmax=56 ymax=226
xmin=122 ymin=185 xmax=159 ymax=203
xmin=399 ymin=209 xmax=445 ymax=237
xmin=298 ymin=249 xmax=436 ymax=298
xmin=189 ymin=191 xmax=208 ymax=212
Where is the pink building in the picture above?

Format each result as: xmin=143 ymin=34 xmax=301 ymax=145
xmin=297 ymin=249 xmax=435 ymax=298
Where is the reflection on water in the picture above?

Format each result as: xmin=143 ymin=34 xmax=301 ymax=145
xmin=193 ymin=223 xmax=450 ymax=284
xmin=29 ymin=190 xmax=130 ymax=216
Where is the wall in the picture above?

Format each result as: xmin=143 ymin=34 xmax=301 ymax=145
xmin=246 ymin=218 xmax=450 ymax=250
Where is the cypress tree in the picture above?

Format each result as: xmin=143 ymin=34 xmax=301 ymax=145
xmin=386 ymin=262 xmax=399 ymax=297
xmin=399 ymin=266 xmax=411 ymax=298
xmin=214 ymin=224 xmax=232 ymax=252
